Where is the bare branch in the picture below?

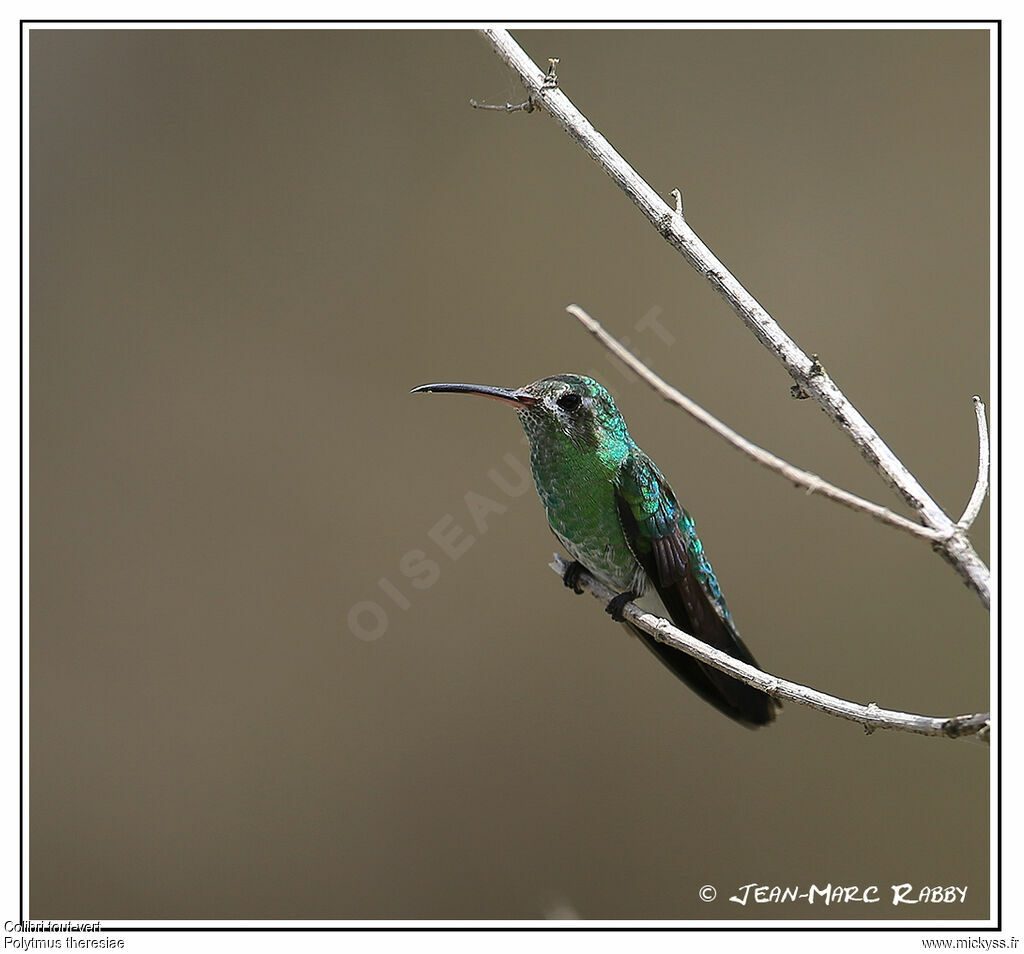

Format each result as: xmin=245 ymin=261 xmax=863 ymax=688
xmin=957 ymin=397 xmax=990 ymax=530
xmin=477 ymin=28 xmax=990 ymax=609
xmin=550 ymin=555 xmax=989 ymax=743
xmin=567 ymin=304 xmax=945 ymax=543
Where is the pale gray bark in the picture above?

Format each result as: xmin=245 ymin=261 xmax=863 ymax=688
xmin=551 ymin=555 xmax=989 ymax=743
xmin=480 ymin=28 xmax=990 ymax=609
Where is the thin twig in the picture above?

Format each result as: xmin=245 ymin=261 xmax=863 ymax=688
xmin=958 ymin=397 xmax=990 ymax=530
xmin=567 ymin=304 xmax=945 ymax=542
xmin=470 ymin=97 xmax=537 ymax=113
xmin=469 ymin=57 xmax=560 ymax=113
xmin=550 ymin=555 xmax=989 ymax=743
xmin=477 ymin=28 xmax=990 ymax=609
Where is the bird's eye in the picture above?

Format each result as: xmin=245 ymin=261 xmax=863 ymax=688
xmin=556 ymin=393 xmax=582 ymax=412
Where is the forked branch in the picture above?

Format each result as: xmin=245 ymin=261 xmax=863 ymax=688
xmin=477 ymin=28 xmax=990 ymax=608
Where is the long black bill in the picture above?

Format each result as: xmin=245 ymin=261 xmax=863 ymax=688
xmin=410 ymin=383 xmax=537 ymax=407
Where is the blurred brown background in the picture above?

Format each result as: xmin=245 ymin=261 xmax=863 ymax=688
xmin=30 ymin=27 xmax=990 ymax=920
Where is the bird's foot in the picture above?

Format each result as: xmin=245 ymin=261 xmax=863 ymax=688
xmin=605 ymin=591 xmax=638 ymax=622
xmin=562 ymin=560 xmax=586 ymax=595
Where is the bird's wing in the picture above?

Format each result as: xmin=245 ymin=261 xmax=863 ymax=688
xmin=614 ymin=449 xmax=778 ymax=727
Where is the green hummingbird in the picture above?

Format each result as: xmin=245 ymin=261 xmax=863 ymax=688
xmin=411 ymin=373 xmax=778 ymax=727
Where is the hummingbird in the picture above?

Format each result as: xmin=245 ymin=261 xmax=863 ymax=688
xmin=411 ymin=374 xmax=778 ymax=727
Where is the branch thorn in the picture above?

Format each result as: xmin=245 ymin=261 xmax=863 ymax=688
xmin=542 ymin=57 xmax=560 ymax=89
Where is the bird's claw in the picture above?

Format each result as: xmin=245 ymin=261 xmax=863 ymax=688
xmin=562 ymin=560 xmax=586 ymax=595
xmin=605 ymin=591 xmax=637 ymax=622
